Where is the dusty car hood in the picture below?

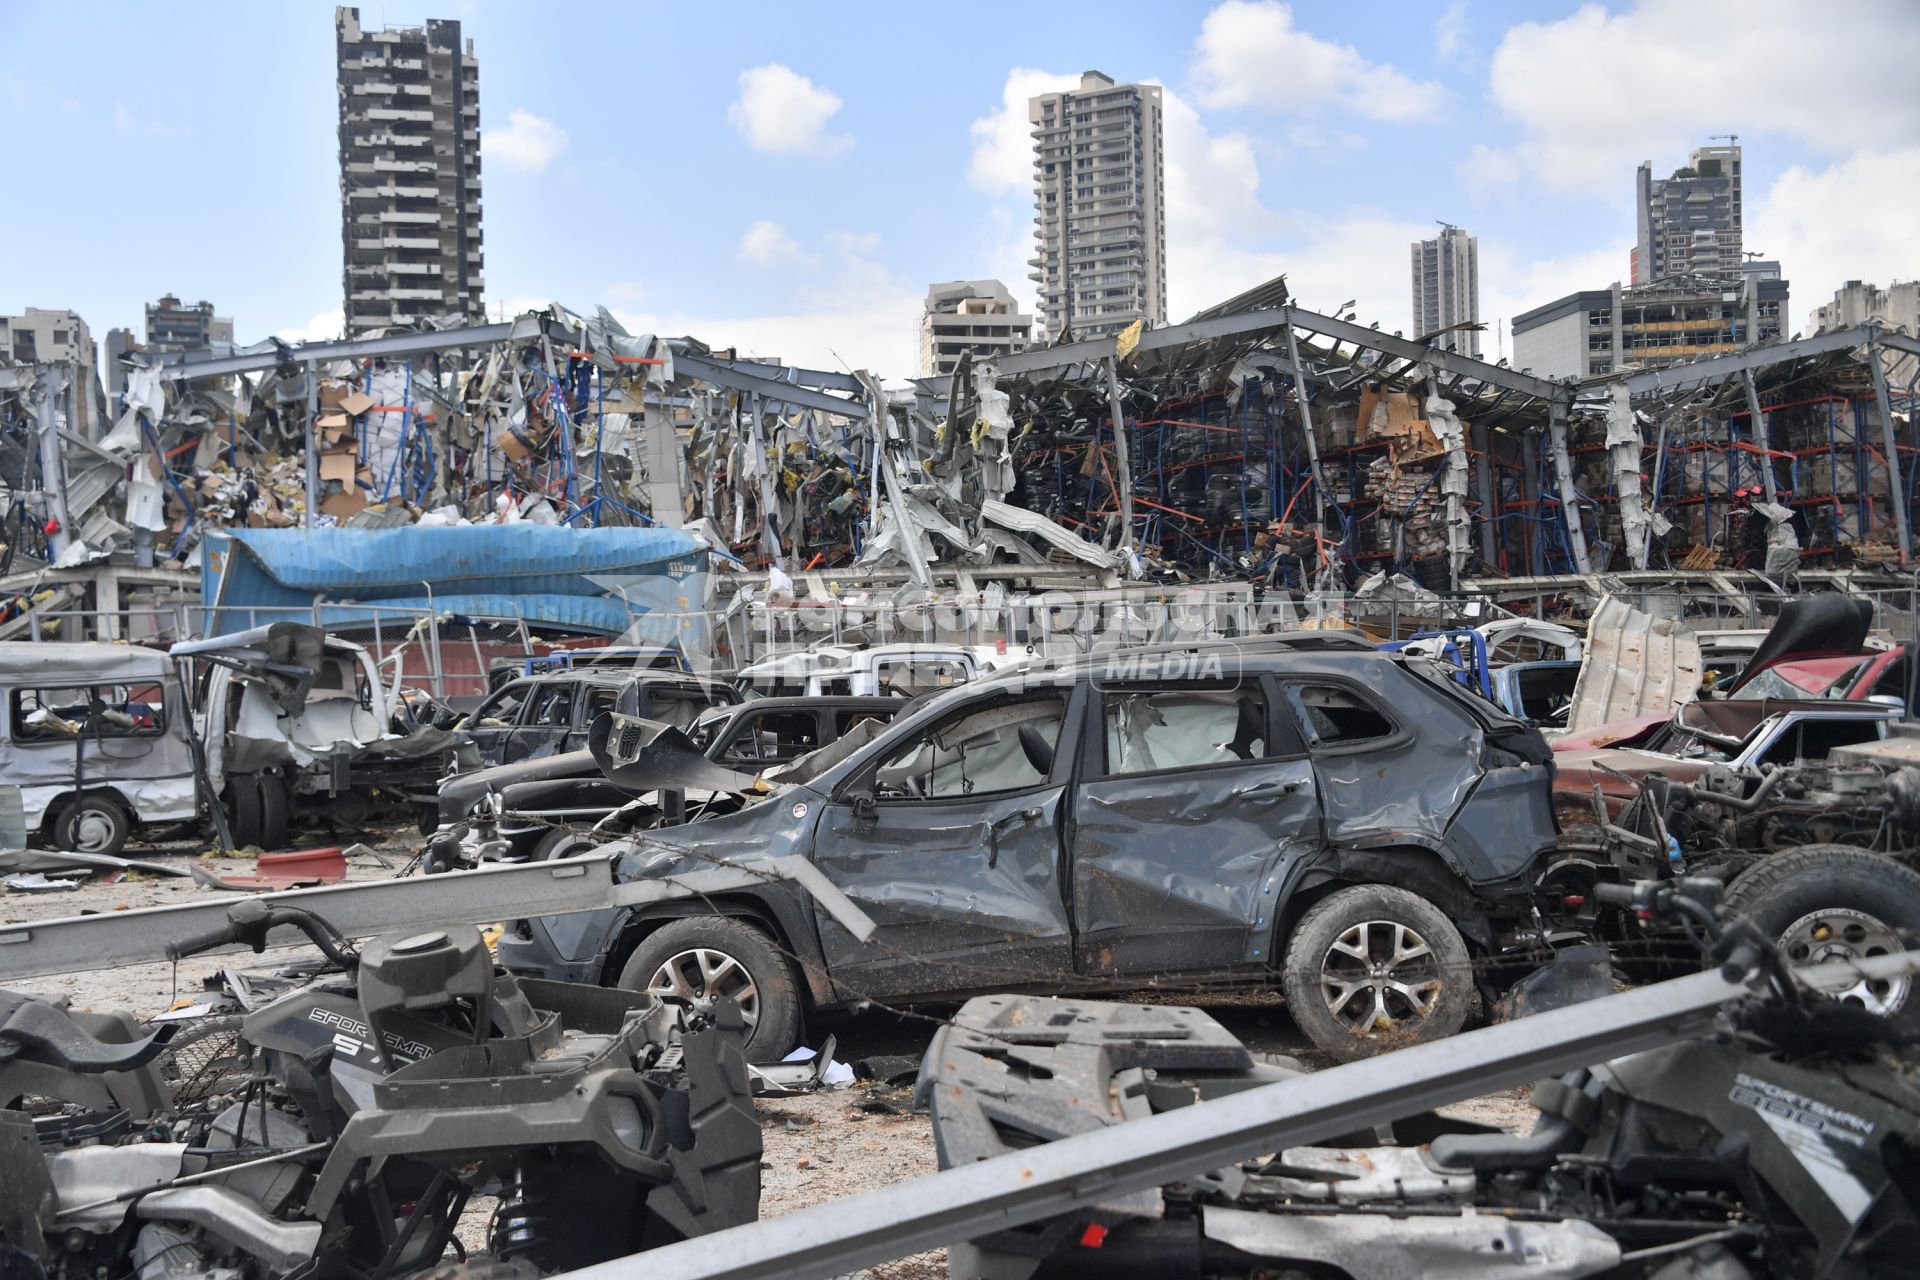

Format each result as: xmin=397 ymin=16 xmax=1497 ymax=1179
xmin=1551 ymin=713 xmax=1669 ymax=751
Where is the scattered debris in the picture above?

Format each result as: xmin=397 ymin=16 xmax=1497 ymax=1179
xmin=187 ymin=846 xmax=348 ymax=891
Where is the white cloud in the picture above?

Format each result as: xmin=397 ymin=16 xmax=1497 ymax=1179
xmin=1749 ymin=147 xmax=1920 ymax=334
xmin=1460 ymin=143 xmax=1522 ymax=189
xmin=617 ymin=232 xmax=919 ymax=376
xmin=968 ymin=67 xmax=1079 ymax=194
xmin=114 ymin=102 xmax=188 ymax=139
xmin=736 ymin=220 xmax=802 ymax=267
xmin=727 ymin=64 xmax=852 ymax=156
xmin=1487 ymin=1 xmax=1920 ymax=193
xmin=1476 ymin=240 xmax=1633 ymax=366
xmin=486 ymin=109 xmax=569 ymax=173
xmin=1191 ymin=1 xmax=1447 ymax=122
xmin=275 ymin=307 xmax=343 ymax=345
xmin=1435 ymin=2 xmax=1469 ymax=59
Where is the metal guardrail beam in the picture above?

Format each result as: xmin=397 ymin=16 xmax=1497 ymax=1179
xmin=671 ymin=351 xmax=871 ymax=420
xmin=558 ymin=954 xmax=1919 ymax=1280
xmin=0 ymin=854 xmax=874 ymax=981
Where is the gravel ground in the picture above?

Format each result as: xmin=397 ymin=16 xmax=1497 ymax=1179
xmin=4 ymin=823 xmax=1536 ymax=1279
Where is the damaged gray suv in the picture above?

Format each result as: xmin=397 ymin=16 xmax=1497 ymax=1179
xmin=496 ymin=636 xmax=1562 ymax=1061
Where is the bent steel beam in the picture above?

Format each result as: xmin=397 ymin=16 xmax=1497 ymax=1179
xmin=1548 ymin=401 xmax=1593 ymax=575
xmin=673 ymin=351 xmax=870 ymax=420
xmin=151 ymin=320 xmax=542 ymax=382
xmin=1616 ymin=324 xmax=1893 ymax=398
xmin=1867 ymin=338 xmax=1912 ymax=561
xmin=996 ymin=307 xmax=1570 ymax=406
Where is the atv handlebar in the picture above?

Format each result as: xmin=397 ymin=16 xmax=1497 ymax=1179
xmin=1600 ymin=876 xmax=1787 ymax=993
xmin=165 ymin=900 xmax=360 ymax=969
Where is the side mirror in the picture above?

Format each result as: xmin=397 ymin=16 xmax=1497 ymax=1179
xmin=849 ymin=790 xmax=877 ymax=821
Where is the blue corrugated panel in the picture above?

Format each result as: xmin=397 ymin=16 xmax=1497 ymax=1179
xmin=202 ymin=527 xmax=709 ymax=638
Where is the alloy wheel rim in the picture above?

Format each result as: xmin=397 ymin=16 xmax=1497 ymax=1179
xmin=1778 ymin=907 xmax=1909 ymax=1015
xmin=645 ymin=947 xmax=760 ymax=1026
xmin=1318 ymin=919 xmax=1444 ymax=1035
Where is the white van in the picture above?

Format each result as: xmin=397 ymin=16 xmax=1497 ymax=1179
xmin=0 ymin=643 xmax=199 ymax=855
xmin=735 ymin=643 xmax=980 ymax=700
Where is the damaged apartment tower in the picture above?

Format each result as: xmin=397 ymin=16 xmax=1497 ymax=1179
xmin=335 ymin=6 xmax=484 ymax=335
xmin=1028 ymin=71 xmax=1167 ymax=342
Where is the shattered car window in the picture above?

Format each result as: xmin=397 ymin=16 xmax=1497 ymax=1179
xmin=526 ymin=684 xmax=575 ymax=727
xmin=1102 ymin=687 xmax=1265 ymax=776
xmin=1755 ymin=716 xmax=1885 ymax=766
xmin=471 ymin=683 xmax=530 ymax=728
xmin=719 ymin=710 xmax=820 ymax=764
xmin=645 ymin=690 xmax=708 ymax=731
xmin=12 ymin=684 xmax=166 ymax=740
xmin=877 ymin=659 xmax=966 ymax=697
xmin=1285 ymin=683 xmax=1394 ymax=747
xmin=873 ymin=694 xmax=1065 ymax=799
xmin=584 ymin=685 xmax=618 ymax=726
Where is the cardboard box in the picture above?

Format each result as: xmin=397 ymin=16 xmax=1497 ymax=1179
xmin=496 ymin=426 xmax=534 ymax=462
xmin=320 ymin=489 xmax=368 ymax=518
xmin=338 ymin=390 xmax=377 ymax=418
xmin=319 ymin=452 xmax=357 ymax=483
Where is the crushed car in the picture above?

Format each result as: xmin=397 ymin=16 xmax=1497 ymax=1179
xmin=453 ymin=666 xmax=737 ymax=769
xmin=1552 ymin=697 xmax=1897 ymax=823
xmin=172 ymin=623 xmax=475 ymax=847
xmin=497 ymin=637 xmax=1565 ymax=1063
xmin=426 ymin=694 xmax=905 ymax=868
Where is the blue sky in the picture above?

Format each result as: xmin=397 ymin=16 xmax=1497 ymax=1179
xmin=3 ymin=1 xmax=1915 ymax=376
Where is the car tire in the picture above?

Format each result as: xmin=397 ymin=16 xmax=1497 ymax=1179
xmin=255 ymin=773 xmax=290 ymax=851
xmin=1281 ymin=884 xmax=1473 ymax=1062
xmin=531 ymin=828 xmax=597 ymax=861
xmin=1723 ymin=844 xmax=1920 ymax=1022
xmin=227 ymin=774 xmax=262 ymax=848
xmin=55 ymin=795 xmax=131 ymax=857
xmin=617 ymin=916 xmax=802 ymax=1065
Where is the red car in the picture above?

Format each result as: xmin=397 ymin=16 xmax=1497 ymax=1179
xmin=1556 ymin=648 xmax=1905 ymax=753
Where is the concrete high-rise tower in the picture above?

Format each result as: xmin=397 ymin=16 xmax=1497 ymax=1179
xmin=1633 ymin=141 xmax=1742 ymax=284
xmin=335 ymin=7 xmax=485 ymax=335
xmin=1027 ymin=71 xmax=1166 ymax=342
xmin=1410 ymin=224 xmax=1480 ymax=357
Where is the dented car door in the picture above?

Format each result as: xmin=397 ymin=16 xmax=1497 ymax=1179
xmin=809 ymin=686 xmax=1078 ymax=1000
xmin=1069 ymin=677 xmax=1320 ymax=976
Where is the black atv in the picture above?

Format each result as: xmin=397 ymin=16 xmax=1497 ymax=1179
xmin=0 ymin=899 xmax=759 ymax=1280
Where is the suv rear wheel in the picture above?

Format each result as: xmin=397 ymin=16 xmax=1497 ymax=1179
xmin=617 ymin=916 xmax=802 ymax=1064
xmin=1281 ymin=884 xmax=1473 ymax=1061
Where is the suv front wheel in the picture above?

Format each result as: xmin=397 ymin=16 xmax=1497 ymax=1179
xmin=617 ymin=916 xmax=802 ymax=1064
xmin=1281 ymin=884 xmax=1473 ymax=1061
